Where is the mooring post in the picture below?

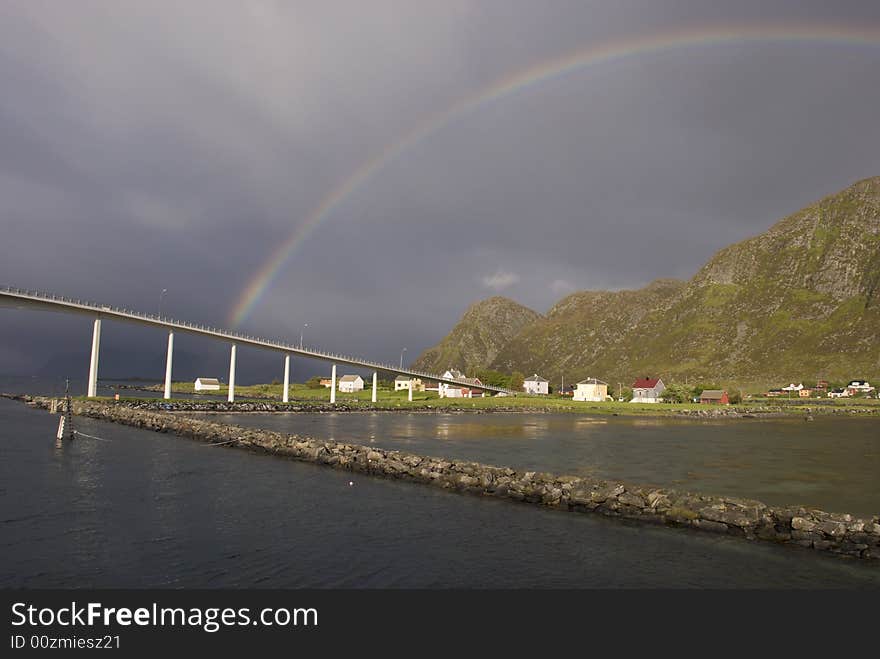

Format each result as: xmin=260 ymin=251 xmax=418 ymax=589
xmin=372 ymin=371 xmax=378 ymax=403
xmin=87 ymin=318 xmax=101 ymax=397
xmin=228 ymin=343 xmax=236 ymax=403
xmin=282 ymin=354 xmax=290 ymax=403
xmin=64 ymin=378 xmax=73 ymax=441
xmin=330 ymin=363 xmax=337 ymax=404
xmin=163 ymin=330 xmax=174 ymax=400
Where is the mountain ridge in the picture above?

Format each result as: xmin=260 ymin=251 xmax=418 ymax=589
xmin=413 ymin=177 xmax=880 ymax=386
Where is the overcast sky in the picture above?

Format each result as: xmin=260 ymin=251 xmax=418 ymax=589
xmin=1 ymin=1 xmax=879 ymax=383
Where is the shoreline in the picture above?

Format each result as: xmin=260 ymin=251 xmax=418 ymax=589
xmin=10 ymin=394 xmax=880 ymax=562
xmin=19 ymin=393 xmax=880 ymax=419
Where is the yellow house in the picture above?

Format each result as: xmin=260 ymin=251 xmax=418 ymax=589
xmin=395 ymin=376 xmax=425 ymax=392
xmin=573 ymin=378 xmax=608 ymax=402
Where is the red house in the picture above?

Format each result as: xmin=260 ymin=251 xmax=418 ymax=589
xmin=699 ymin=389 xmax=729 ymax=404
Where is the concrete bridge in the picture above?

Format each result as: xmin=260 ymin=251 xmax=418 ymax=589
xmin=0 ymin=286 xmax=512 ymax=402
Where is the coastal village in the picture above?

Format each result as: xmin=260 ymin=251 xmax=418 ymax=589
xmin=293 ymin=369 xmax=879 ymax=404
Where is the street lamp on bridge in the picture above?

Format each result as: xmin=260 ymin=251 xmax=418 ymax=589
xmin=158 ymin=288 xmax=168 ymax=318
xmin=399 ymin=347 xmax=407 ymax=369
xmin=300 ymin=323 xmax=308 ymax=349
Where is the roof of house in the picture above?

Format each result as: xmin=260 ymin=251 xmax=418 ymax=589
xmin=849 ymin=380 xmax=870 ymax=386
xmin=632 ymin=377 xmax=661 ymax=388
xmin=525 ymin=374 xmax=548 ymax=383
xmin=462 ymin=377 xmax=482 ymax=386
xmin=578 ymin=378 xmax=608 ymax=386
xmin=700 ymin=389 xmax=727 ymax=399
xmin=395 ymin=375 xmax=411 ymax=381
xmin=195 ymin=377 xmax=220 ymax=384
xmin=339 ymin=374 xmax=363 ymax=382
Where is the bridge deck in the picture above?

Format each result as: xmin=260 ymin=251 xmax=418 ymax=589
xmin=0 ymin=286 xmax=512 ymax=394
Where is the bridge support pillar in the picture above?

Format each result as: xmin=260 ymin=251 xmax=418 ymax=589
xmin=228 ymin=343 xmax=236 ymax=403
xmin=282 ymin=354 xmax=290 ymax=403
xmin=87 ymin=318 xmax=101 ymax=398
xmin=163 ymin=331 xmax=174 ymax=399
xmin=372 ymin=372 xmax=377 ymax=403
xmin=330 ymin=364 xmax=336 ymax=404
xmin=408 ymin=382 xmax=413 ymax=402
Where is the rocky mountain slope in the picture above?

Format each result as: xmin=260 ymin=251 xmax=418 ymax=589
xmin=411 ymin=296 xmax=541 ymax=375
xmin=416 ymin=177 xmax=880 ymax=387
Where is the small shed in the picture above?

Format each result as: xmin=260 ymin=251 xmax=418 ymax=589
xmin=699 ymin=389 xmax=729 ymax=405
xmin=194 ymin=377 xmax=220 ymax=391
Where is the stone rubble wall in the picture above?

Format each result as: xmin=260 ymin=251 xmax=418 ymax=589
xmin=47 ymin=397 xmax=880 ymax=417
xmin=20 ymin=396 xmax=880 ymax=561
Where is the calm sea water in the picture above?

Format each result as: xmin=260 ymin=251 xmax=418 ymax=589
xmin=218 ymin=411 xmax=880 ymax=517
xmin=1 ymin=396 xmax=879 ymax=588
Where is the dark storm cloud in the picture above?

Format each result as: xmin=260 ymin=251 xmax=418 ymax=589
xmin=1 ymin=1 xmax=879 ymax=380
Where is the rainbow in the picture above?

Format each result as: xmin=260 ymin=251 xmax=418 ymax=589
xmin=229 ymin=22 xmax=880 ymax=326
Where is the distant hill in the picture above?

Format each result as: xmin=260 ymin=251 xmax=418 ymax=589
xmin=417 ymin=177 xmax=880 ymax=387
xmin=411 ymin=296 xmax=541 ymax=374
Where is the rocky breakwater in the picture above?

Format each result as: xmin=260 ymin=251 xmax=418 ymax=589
xmin=22 ymin=396 xmax=880 ymax=561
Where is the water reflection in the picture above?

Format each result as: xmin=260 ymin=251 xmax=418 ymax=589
xmin=227 ymin=412 xmax=880 ymax=517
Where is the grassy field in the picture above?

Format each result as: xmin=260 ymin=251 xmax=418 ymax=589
xmin=115 ymin=381 xmax=880 ymax=416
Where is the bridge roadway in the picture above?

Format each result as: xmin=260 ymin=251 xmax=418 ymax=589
xmin=0 ymin=286 xmax=512 ymax=401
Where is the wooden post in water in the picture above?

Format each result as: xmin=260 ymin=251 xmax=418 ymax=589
xmin=55 ymin=416 xmax=65 ymax=448
xmin=56 ymin=378 xmax=74 ymax=446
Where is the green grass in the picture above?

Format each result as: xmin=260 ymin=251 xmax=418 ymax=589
xmin=86 ymin=382 xmax=880 ymax=416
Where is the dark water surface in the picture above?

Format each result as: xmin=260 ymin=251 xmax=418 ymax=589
xmin=218 ymin=411 xmax=880 ymax=517
xmin=1 ymin=398 xmax=879 ymax=588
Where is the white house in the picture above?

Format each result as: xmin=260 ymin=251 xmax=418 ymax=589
xmin=338 ymin=374 xmax=365 ymax=393
xmin=194 ymin=377 xmax=220 ymax=391
xmin=631 ymin=377 xmax=665 ymax=403
xmin=573 ymin=378 xmax=608 ymax=402
xmin=782 ymin=383 xmax=804 ymax=393
xmin=846 ymin=380 xmax=875 ymax=396
xmin=438 ymin=369 xmax=469 ymax=397
xmin=442 ymin=387 xmax=485 ymax=399
xmin=523 ymin=374 xmax=549 ymax=395
xmin=439 ymin=374 xmax=484 ymax=399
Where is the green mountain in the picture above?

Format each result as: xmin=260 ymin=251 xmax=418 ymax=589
xmin=411 ymin=296 xmax=542 ymax=374
xmin=418 ymin=177 xmax=880 ymax=388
